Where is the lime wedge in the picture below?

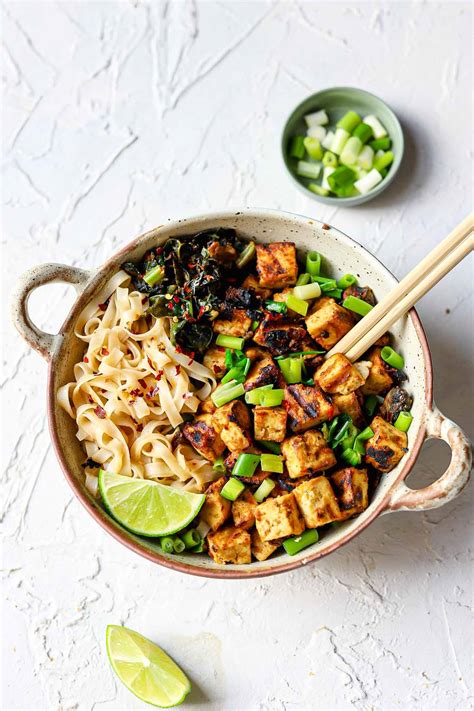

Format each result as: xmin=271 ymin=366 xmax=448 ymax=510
xmin=99 ymin=470 xmax=205 ymax=537
xmin=106 ymin=625 xmax=191 ymax=708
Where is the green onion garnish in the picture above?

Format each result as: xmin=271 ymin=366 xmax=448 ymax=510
xmin=394 ymin=410 xmax=413 ymax=432
xmin=322 ymin=151 xmax=338 ymax=168
xmin=352 ymin=122 xmax=373 ymax=144
xmin=213 ymin=456 xmax=226 ymax=472
xmin=172 ymin=536 xmax=186 ymax=553
xmin=364 ymin=394 xmax=379 ymax=416
xmin=340 ymin=136 xmax=363 ymax=167
xmin=220 ymin=477 xmax=246 ymax=501
xmin=296 ymin=160 xmax=322 ymax=180
xmin=381 ymin=346 xmax=405 ymax=370
xmin=278 ymin=356 xmax=302 ymax=384
xmin=244 ymin=384 xmax=273 ymax=405
xmin=143 ymin=265 xmax=164 ymax=287
xmin=337 ymin=274 xmax=358 ymax=289
xmin=254 ymin=478 xmax=276 ymax=503
xmin=340 ymin=448 xmax=362 ymax=466
xmin=260 ymin=454 xmax=284 ymax=474
xmin=303 ymin=136 xmax=323 ymax=161
xmin=182 ymin=529 xmax=202 ymax=549
xmin=337 ymin=110 xmax=361 ymax=133
xmin=265 ymin=300 xmax=287 ymax=314
xmin=289 ymin=135 xmax=305 ymax=159
xmin=308 ymin=183 xmax=329 ymax=197
xmin=342 ymin=295 xmax=374 ymax=316
xmin=324 ymin=288 xmax=343 ymax=300
xmin=190 ymin=540 xmax=205 ymax=553
xmin=373 ymin=150 xmax=394 ymax=173
xmin=252 ymin=320 xmax=259 ymax=331
xmin=232 ymin=453 xmax=260 ymax=478
xmin=235 ymin=242 xmax=256 ymax=269
xmin=160 ymin=536 xmax=174 ymax=554
xmin=215 ymin=334 xmax=245 ymax=350
xmin=328 ymin=166 xmax=356 ymax=191
xmin=260 ymin=389 xmax=285 ymax=408
xmin=331 ymin=128 xmax=350 ymax=156
xmin=369 ymin=137 xmax=391 ymax=151
xmin=283 ymin=529 xmax=319 ymax=556
xmin=296 ymin=272 xmax=311 ymax=286
xmin=211 ymin=381 xmax=245 ymax=408
xmin=306 ymin=251 xmax=322 ymax=276
xmin=286 ymin=294 xmax=308 ymax=316
xmin=257 ymin=441 xmax=281 ymax=454
xmin=293 ymin=282 xmax=321 ymax=300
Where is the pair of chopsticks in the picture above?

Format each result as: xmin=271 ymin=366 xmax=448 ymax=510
xmin=327 ymin=212 xmax=474 ymax=362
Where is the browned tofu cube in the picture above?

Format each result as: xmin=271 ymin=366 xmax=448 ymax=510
xmin=199 ymin=396 xmax=217 ymax=415
xmin=330 ymin=468 xmax=369 ymax=520
xmin=244 ymin=346 xmax=268 ymax=361
xmin=251 ymin=528 xmax=281 ymax=561
xmin=242 ymin=273 xmax=273 ymax=300
xmin=207 ymin=526 xmax=251 ymax=564
xmin=214 ymin=401 xmax=251 ymax=452
xmin=232 ymin=490 xmax=257 ymax=530
xmin=255 ymin=492 xmax=305 ymax=541
xmin=213 ymin=308 xmax=252 ymax=338
xmin=293 ymin=476 xmax=341 ymax=527
xmin=244 ymin=355 xmax=281 ymax=391
xmin=285 ymin=384 xmax=338 ymax=432
xmin=305 ymin=297 xmax=356 ymax=349
xmin=281 ymin=430 xmax=336 ymax=478
xmin=208 ymin=240 xmax=237 ymax=263
xmin=200 ymin=477 xmax=231 ymax=531
xmin=332 ymin=393 xmax=365 ymax=428
xmin=203 ymin=345 xmax=227 ymax=379
xmin=365 ymin=416 xmax=408 ymax=472
xmin=360 ymin=347 xmax=394 ymax=395
xmin=253 ymin=317 xmax=310 ymax=356
xmin=272 ymin=288 xmax=293 ymax=303
xmin=253 ymin=406 xmax=287 ymax=442
xmin=182 ymin=414 xmax=226 ymax=461
xmin=255 ymin=242 xmax=298 ymax=288
xmin=315 ymin=353 xmax=366 ymax=395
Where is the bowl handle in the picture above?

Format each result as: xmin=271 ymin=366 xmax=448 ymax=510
xmin=385 ymin=404 xmax=472 ymax=513
xmin=11 ymin=263 xmax=91 ymax=362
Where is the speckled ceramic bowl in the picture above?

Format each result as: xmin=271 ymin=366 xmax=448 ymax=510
xmin=11 ymin=209 xmax=471 ymax=579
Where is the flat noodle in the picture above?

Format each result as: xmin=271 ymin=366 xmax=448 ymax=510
xmin=57 ymin=271 xmax=218 ymax=496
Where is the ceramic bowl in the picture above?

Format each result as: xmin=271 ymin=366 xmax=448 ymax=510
xmin=281 ymin=87 xmax=404 ymax=206
xmin=11 ymin=209 xmax=471 ymax=579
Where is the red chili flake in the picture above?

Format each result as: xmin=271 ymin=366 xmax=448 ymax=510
xmin=175 ymin=344 xmax=183 ymax=353
xmin=216 ymin=346 xmax=226 ymax=352
xmin=183 ymin=284 xmax=191 ymax=293
xmin=88 ymin=395 xmax=94 ymax=404
xmin=173 ymin=295 xmax=180 ymax=303
xmin=101 ymin=348 xmax=109 ymax=356
xmin=187 ymin=352 xmax=195 ymax=365
xmin=98 ymin=303 xmax=107 ymax=311
xmin=198 ymin=306 xmax=206 ymax=319
xmin=183 ymin=312 xmax=195 ymax=322
xmin=322 ymin=223 xmax=330 ymax=230
xmin=175 ymin=364 xmax=181 ymax=375
xmin=188 ymin=262 xmax=195 ymax=269
xmin=129 ymin=399 xmax=136 ymax=405
xmin=141 ymin=296 xmax=148 ymax=303
xmin=130 ymin=388 xmax=141 ymax=397
xmin=282 ymin=399 xmax=290 ymax=411
xmin=137 ymin=423 xmax=144 ymax=432
xmin=156 ymin=247 xmax=163 ymax=254
xmin=139 ymin=378 xmax=148 ymax=388
xmin=167 ymin=303 xmax=174 ymax=310
xmin=156 ymin=370 xmax=164 ymax=381
xmin=94 ymin=405 xmax=106 ymax=419
xmin=213 ymin=365 xmax=222 ymax=374
xmin=147 ymin=357 xmax=154 ymax=369
xmin=83 ymin=356 xmax=89 ymax=363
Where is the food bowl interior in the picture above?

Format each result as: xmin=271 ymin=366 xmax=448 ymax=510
xmin=51 ymin=210 xmax=428 ymax=577
xmin=282 ymin=87 xmax=404 ymax=206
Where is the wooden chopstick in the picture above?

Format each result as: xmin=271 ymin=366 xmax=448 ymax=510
xmin=327 ymin=212 xmax=474 ymax=362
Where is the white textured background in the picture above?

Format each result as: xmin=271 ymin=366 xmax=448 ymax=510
xmin=1 ymin=2 xmax=473 ymax=709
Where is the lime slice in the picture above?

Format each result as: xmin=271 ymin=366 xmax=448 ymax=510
xmin=99 ymin=470 xmax=205 ymax=537
xmin=106 ymin=625 xmax=191 ymax=708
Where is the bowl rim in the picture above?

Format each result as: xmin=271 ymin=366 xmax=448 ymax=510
xmin=280 ymin=86 xmax=405 ymax=206
xmin=47 ymin=207 xmax=431 ymax=579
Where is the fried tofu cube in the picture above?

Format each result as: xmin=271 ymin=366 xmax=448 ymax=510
xmin=207 ymin=526 xmax=251 ymax=564
xmin=200 ymin=477 xmax=231 ymax=531
xmin=360 ymin=347 xmax=394 ymax=395
xmin=253 ymin=319 xmax=309 ymax=356
xmin=272 ymin=288 xmax=293 ymax=303
xmin=198 ymin=396 xmax=216 ymax=415
xmin=203 ymin=345 xmax=227 ymax=380
xmin=255 ymin=492 xmax=305 ymax=541
xmin=281 ymin=430 xmax=337 ymax=478
xmin=253 ymin=406 xmax=287 ymax=442
xmin=208 ymin=240 xmax=237 ymax=263
xmin=214 ymin=401 xmax=251 ymax=452
xmin=213 ymin=308 xmax=252 ymax=338
xmin=305 ymin=297 xmax=356 ymax=349
xmin=232 ymin=490 xmax=257 ymax=530
xmin=182 ymin=414 xmax=226 ymax=461
xmin=315 ymin=353 xmax=366 ymax=395
xmin=256 ymin=242 xmax=298 ymax=289
xmin=251 ymin=528 xmax=281 ymax=561
xmin=330 ymin=468 xmax=369 ymax=520
xmin=285 ymin=384 xmax=338 ymax=432
xmin=242 ymin=273 xmax=273 ymax=300
xmin=365 ymin=416 xmax=408 ymax=472
xmin=332 ymin=393 xmax=365 ymax=428
xmin=244 ymin=346 xmax=268 ymax=361
xmin=293 ymin=476 xmax=341 ymax=527
xmin=244 ymin=355 xmax=281 ymax=391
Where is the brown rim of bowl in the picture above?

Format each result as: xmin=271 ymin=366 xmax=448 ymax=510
xmin=46 ymin=213 xmax=433 ymax=579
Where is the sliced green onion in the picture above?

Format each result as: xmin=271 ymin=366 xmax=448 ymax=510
xmin=341 ymin=448 xmax=362 ymax=466
xmin=321 ymin=130 xmax=335 ymax=150
xmin=254 ymin=478 xmax=276 ymax=503
xmin=252 ymin=320 xmax=259 ymax=330
xmin=304 ymin=109 xmax=329 ymax=127
xmin=363 ymin=114 xmax=387 ymax=139
xmin=278 ymin=356 xmax=302 ymax=384
xmin=143 ymin=265 xmax=164 ymax=286
xmin=306 ymin=251 xmax=322 ymax=276
xmin=337 ymin=110 xmax=361 ymax=133
xmin=296 ymin=160 xmax=322 ymax=180
xmin=322 ymin=166 xmax=336 ymax=191
xmin=331 ymin=128 xmax=350 ymax=156
xmin=274 ymin=349 xmax=323 ymax=360
xmin=225 ymin=348 xmax=234 ymax=370
xmin=257 ymin=440 xmax=281 ymax=454
xmin=343 ymin=295 xmax=374 ymax=316
xmin=293 ymin=282 xmax=322 ymax=300
xmin=283 ymin=529 xmax=319 ymax=556
xmin=369 ymin=137 xmax=392 ymax=151
xmin=352 ymin=122 xmax=373 ymax=144
xmin=221 ymin=359 xmax=250 ymax=384
xmin=324 ymin=288 xmax=343 ymax=300
xmin=364 ymin=394 xmax=379 ymax=416
xmin=190 ymin=540 xmax=205 ymax=553
xmin=260 ymin=453 xmax=284 ymax=474
xmin=215 ymin=334 xmax=244 ymax=350
xmin=182 ymin=529 xmax=202 ymax=548
xmin=232 ymin=453 xmax=260 ymax=478
xmin=220 ymin=477 xmax=246 ymax=501
xmin=353 ymin=426 xmax=374 ymax=454
xmin=286 ymin=294 xmax=308 ymax=316
xmin=312 ymin=276 xmax=337 ymax=291
xmin=357 ymin=145 xmax=374 ymax=170
xmin=211 ymin=381 xmax=245 ymax=408
xmin=322 ymin=151 xmax=338 ymax=168
xmin=296 ymin=272 xmax=311 ymax=286
xmin=394 ymin=410 xmax=413 ymax=432
xmin=213 ymin=456 xmax=226 ymax=472
xmin=306 ymin=125 xmax=326 ymax=141
xmin=328 ymin=166 xmax=356 ymax=191
xmin=236 ymin=242 xmax=256 ymax=268
xmin=308 ymin=183 xmax=329 ymax=197
xmin=354 ymin=168 xmax=383 ymax=195
xmin=373 ymin=150 xmax=394 ymax=173
xmin=260 ymin=389 xmax=285 ymax=407
xmin=380 ymin=168 xmax=388 ymax=178
xmin=357 ymin=426 xmax=375 ymax=441
xmin=337 ymin=274 xmax=357 ymax=289
xmin=303 ymin=136 xmax=323 ymax=161
xmin=289 ymin=135 xmax=305 ymax=159
xmin=160 ymin=536 xmax=174 ymax=554
xmin=381 ymin=346 xmax=405 ymax=369
xmin=265 ymin=300 xmax=287 ymax=314
xmin=340 ymin=136 xmax=363 ymax=166
xmin=172 ymin=535 xmax=186 ymax=553
xmin=244 ymin=384 xmax=273 ymax=405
